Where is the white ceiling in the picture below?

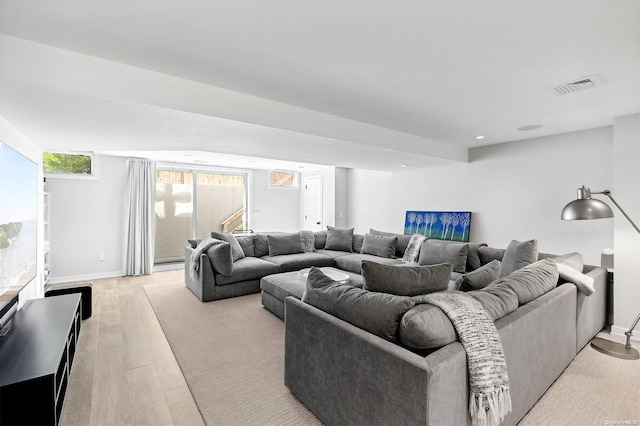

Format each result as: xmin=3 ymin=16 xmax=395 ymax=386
xmin=0 ymin=1 xmax=638 ymax=171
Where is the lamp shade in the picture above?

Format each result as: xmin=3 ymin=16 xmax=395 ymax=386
xmin=560 ymin=186 xmax=614 ymax=220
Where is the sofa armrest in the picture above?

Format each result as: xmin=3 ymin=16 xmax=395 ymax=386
xmin=184 ymin=246 xmax=217 ymax=301
xmin=576 ymin=265 xmax=608 ymax=351
xmin=284 ymin=296 xmax=470 ymax=426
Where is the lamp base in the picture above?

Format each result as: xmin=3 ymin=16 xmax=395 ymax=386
xmin=591 ymin=337 xmax=640 ymax=360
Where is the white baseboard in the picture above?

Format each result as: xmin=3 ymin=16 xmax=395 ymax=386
xmin=610 ymin=325 xmax=640 ymax=342
xmin=153 ymin=263 xmax=184 ymax=272
xmin=46 ymin=270 xmax=124 ymax=285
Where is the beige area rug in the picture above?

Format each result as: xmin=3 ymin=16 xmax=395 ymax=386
xmin=143 ymin=279 xmax=321 ymax=426
xmin=144 ymin=276 xmax=640 ymax=426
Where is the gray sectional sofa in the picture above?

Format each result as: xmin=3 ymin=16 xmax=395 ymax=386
xmin=184 ymin=226 xmax=608 ymax=425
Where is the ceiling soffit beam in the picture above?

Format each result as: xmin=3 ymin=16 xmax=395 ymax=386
xmin=0 ymin=35 xmax=468 ymax=163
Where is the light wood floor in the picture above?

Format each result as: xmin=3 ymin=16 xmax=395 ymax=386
xmin=56 ymin=271 xmax=204 ymax=426
xmin=55 ymin=270 xmax=639 ymax=426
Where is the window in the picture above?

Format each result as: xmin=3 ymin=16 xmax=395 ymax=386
xmin=269 ymin=170 xmax=298 ymax=189
xmin=43 ymin=152 xmax=96 ymax=179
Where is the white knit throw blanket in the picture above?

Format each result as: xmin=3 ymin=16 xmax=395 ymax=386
xmin=422 ymin=292 xmax=512 ymax=426
xmin=189 ymin=238 xmax=224 ymax=280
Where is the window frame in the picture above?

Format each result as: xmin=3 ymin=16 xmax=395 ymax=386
xmin=43 ymin=151 xmax=99 ymax=180
xmin=268 ymin=169 xmax=299 ymax=190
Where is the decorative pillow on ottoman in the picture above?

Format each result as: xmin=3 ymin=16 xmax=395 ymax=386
xmin=362 ymin=260 xmax=453 ymax=296
xmin=500 ymin=239 xmax=538 ymax=277
xmin=360 ymin=234 xmax=398 ymax=258
xmin=324 ymin=226 xmax=354 ymax=252
xmin=454 ymin=259 xmax=501 ymax=291
xmin=302 ymin=267 xmax=415 ymax=342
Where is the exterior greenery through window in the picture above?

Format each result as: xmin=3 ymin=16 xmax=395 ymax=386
xmin=269 ymin=170 xmax=298 ymax=188
xmin=43 ymin=152 xmax=93 ymax=175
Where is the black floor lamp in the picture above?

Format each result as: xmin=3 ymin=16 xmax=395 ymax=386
xmin=561 ymin=186 xmax=640 ymax=360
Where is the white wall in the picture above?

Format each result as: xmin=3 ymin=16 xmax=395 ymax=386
xmin=0 ymin=116 xmax=44 ymax=304
xmin=612 ymin=113 xmax=640 ymax=337
xmin=250 ymin=169 xmax=301 ymax=232
xmin=347 ymin=126 xmax=614 ymax=267
xmin=47 ymin=154 xmax=127 ymax=283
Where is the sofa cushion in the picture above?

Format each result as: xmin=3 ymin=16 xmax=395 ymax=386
xmin=488 ymin=258 xmax=558 ymax=305
xmin=370 ymin=229 xmax=412 ymax=258
xmin=211 ymin=232 xmax=245 ymax=261
xmin=205 ymin=240 xmax=234 ymax=277
xmin=215 ymin=256 xmax=280 ymax=285
xmin=500 ymin=239 xmax=538 ymax=277
xmin=399 ymin=303 xmax=457 ymax=350
xmin=302 ymin=267 xmax=415 ymax=342
xmin=235 ymin=235 xmax=255 ymax=257
xmin=315 ymin=249 xmax=352 ymax=259
xmin=260 ymin=252 xmax=335 ymax=273
xmin=267 ymin=233 xmax=304 ymax=256
xmin=335 ymin=253 xmax=404 ymax=274
xmin=253 ymin=234 xmax=270 ymax=258
xmin=454 ymin=259 xmax=501 ymax=291
xmin=467 ymin=282 xmax=519 ymax=320
xmin=352 ymin=233 xmax=365 ymax=253
xmin=325 ymin=226 xmax=354 ymax=252
xmin=478 ymin=246 xmax=504 ymax=266
xmin=362 ymin=261 xmax=452 ymax=296
xmin=418 ymin=240 xmax=468 ymax=273
xmin=465 ymin=242 xmax=487 ymax=271
xmin=402 ymin=234 xmax=428 ymax=263
xmin=360 ymin=234 xmax=397 ymax=258
xmin=260 ymin=271 xmax=307 ymax=302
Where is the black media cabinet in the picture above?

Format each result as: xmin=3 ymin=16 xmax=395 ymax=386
xmin=0 ymin=294 xmax=82 ymax=425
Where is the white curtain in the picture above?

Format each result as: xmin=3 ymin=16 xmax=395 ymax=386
xmin=125 ymin=158 xmax=155 ymax=275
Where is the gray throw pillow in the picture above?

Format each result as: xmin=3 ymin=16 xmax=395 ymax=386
xmin=362 ymin=261 xmax=453 ymax=296
xmin=325 ymin=226 xmax=354 ymax=252
xmin=352 ymin=233 xmax=365 ymax=253
xmin=500 ymin=239 xmax=538 ymax=277
xmin=467 ymin=282 xmax=518 ymax=320
xmin=402 ymin=234 xmax=428 ymax=263
xmin=370 ymin=228 xmax=412 ymax=258
xmin=302 ymin=267 xmax=415 ymax=342
xmin=267 ymin=233 xmax=304 ymax=256
xmin=360 ymin=234 xmax=398 ymax=258
xmin=455 ymin=259 xmax=501 ymax=291
xmin=478 ymin=246 xmax=505 ymax=265
xmin=206 ymin=242 xmax=233 ymax=277
xmin=234 ymin=235 xmax=255 ymax=257
xmin=418 ymin=240 xmax=468 ymax=273
xmin=314 ymin=231 xmax=327 ymax=249
xmin=465 ymin=242 xmax=487 ymax=271
xmin=488 ymin=258 xmax=558 ymax=305
xmin=187 ymin=239 xmax=202 ymax=249
xmin=253 ymin=234 xmax=270 ymax=257
xmin=211 ymin=232 xmax=245 ymax=261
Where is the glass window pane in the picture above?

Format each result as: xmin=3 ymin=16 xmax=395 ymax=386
xmin=43 ymin=152 xmax=92 ymax=175
xmin=154 ymin=170 xmax=193 ymax=264
xmin=196 ymin=173 xmax=246 ymax=237
xmin=269 ymin=170 xmax=297 ymax=188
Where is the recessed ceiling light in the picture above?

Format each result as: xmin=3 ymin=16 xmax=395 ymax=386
xmin=475 ymin=135 xmax=485 ymax=140
xmin=517 ymin=124 xmax=543 ymax=131
xmin=400 ymin=164 xmax=409 ymax=168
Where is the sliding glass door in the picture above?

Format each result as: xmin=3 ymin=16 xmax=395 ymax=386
xmin=154 ymin=167 xmax=248 ymax=264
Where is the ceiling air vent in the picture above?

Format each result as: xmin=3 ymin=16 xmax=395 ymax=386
xmin=553 ymin=77 xmax=596 ymax=95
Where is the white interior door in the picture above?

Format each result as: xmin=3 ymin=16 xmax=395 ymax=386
xmin=303 ymin=175 xmax=323 ymax=231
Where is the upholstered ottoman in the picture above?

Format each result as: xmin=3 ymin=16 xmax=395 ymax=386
xmin=260 ymin=268 xmax=364 ymax=319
